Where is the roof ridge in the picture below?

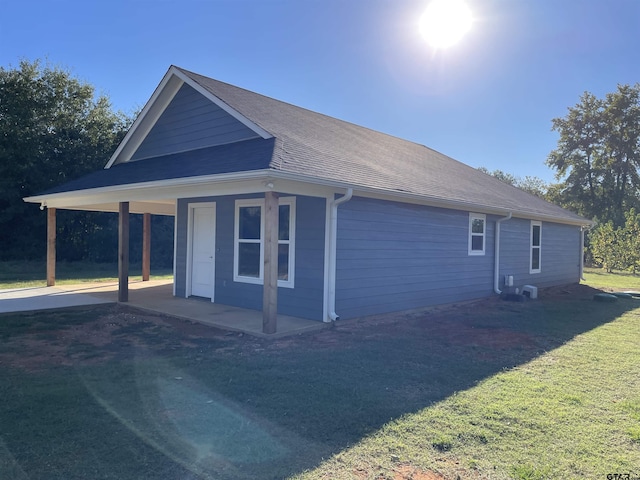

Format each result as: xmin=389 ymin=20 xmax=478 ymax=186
xmin=149 ymin=66 xmax=589 ymax=225
xmin=175 ymin=66 xmax=460 ymax=161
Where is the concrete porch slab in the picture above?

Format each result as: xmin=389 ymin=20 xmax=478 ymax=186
xmin=1 ymin=280 xmax=327 ymax=338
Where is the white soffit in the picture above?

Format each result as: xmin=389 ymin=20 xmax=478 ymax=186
xmin=48 ymin=201 xmax=175 ymax=216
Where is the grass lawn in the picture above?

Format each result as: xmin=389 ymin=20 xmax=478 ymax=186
xmin=0 ymin=276 xmax=639 ymax=479
xmin=582 ymin=266 xmax=640 ymax=291
xmin=0 ymin=260 xmax=172 ymax=289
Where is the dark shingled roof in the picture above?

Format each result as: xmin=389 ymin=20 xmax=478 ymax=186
xmin=178 ymin=68 xmax=587 ymax=223
xmin=39 ymin=137 xmax=275 ymax=195
xmin=35 ymin=66 xmax=589 ymax=224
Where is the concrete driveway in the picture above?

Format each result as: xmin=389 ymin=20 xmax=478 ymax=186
xmin=0 ymin=284 xmax=115 ymax=313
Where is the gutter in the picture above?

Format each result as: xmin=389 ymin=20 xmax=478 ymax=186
xmin=327 ymin=188 xmax=353 ymax=322
xmin=25 ymin=167 xmax=591 ymax=228
xmin=267 ymin=171 xmax=592 ymax=227
xmin=494 ymin=212 xmax=513 ymax=294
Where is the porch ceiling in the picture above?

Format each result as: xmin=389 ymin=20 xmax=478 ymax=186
xmin=54 ymin=200 xmax=176 ymax=216
xmin=24 ymin=173 xmax=339 ymax=216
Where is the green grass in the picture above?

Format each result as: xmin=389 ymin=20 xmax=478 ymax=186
xmin=303 ymin=304 xmax=640 ymax=479
xmin=0 ymin=260 xmax=172 ymax=289
xmin=582 ymin=266 xmax=640 ymax=291
xmin=1 ymin=273 xmax=640 ymax=479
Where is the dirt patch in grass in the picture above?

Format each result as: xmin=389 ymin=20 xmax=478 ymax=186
xmin=352 ymin=464 xmax=448 ymax=480
xmin=352 ymin=460 xmax=482 ymax=480
xmin=0 ymin=282 xmax=601 ymax=373
xmin=0 ymin=305 xmax=239 ymax=372
xmin=391 ymin=465 xmax=447 ymax=479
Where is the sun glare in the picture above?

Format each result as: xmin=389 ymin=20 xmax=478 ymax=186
xmin=420 ymin=0 xmax=473 ymax=49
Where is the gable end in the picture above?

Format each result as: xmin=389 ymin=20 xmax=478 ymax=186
xmin=129 ymin=83 xmax=260 ymax=162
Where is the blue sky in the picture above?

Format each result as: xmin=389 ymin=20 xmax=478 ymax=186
xmin=1 ymin=0 xmax=639 ymax=182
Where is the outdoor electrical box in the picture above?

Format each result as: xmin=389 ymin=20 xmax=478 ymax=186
xmin=522 ymin=285 xmax=538 ymax=299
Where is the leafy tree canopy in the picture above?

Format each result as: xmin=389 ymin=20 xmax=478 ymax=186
xmin=590 ymin=208 xmax=640 ymax=273
xmin=0 ymin=60 xmax=132 ymax=260
xmin=477 ymin=167 xmax=550 ymax=199
xmin=546 ymin=84 xmax=640 ymax=226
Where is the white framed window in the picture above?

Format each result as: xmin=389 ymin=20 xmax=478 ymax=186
xmin=235 ymin=200 xmax=262 ymax=284
xmin=530 ymin=221 xmax=542 ymax=274
xmin=468 ymin=213 xmax=486 ymax=255
xmin=234 ymin=197 xmax=296 ymax=288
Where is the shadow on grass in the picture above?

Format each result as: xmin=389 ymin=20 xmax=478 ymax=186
xmin=0 ymin=284 xmax=638 ymax=479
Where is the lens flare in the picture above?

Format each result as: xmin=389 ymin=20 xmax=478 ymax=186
xmin=420 ymin=0 xmax=473 ymax=49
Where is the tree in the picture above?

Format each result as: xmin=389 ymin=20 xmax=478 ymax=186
xmin=546 ymin=84 xmax=640 ymax=226
xmin=477 ymin=167 xmax=550 ymax=199
xmin=589 ymin=209 xmax=640 ymax=273
xmin=0 ymin=60 xmax=132 ymax=260
xmin=620 ymin=208 xmax=640 ymax=273
xmin=590 ymin=221 xmax=621 ymax=272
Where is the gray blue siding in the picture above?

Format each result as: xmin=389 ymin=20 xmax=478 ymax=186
xmin=175 ymin=194 xmax=326 ymax=321
xmin=334 ymin=198 xmax=582 ymax=319
xmin=335 ymin=197 xmax=495 ymax=319
xmin=499 ymin=218 xmax=580 ymax=288
xmin=174 ymin=192 xmax=581 ymax=323
xmin=131 ymin=83 xmax=259 ymax=161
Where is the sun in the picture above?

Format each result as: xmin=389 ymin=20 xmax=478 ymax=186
xmin=420 ymin=0 xmax=473 ymax=49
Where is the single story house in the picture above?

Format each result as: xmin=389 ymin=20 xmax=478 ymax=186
xmin=25 ymin=66 xmax=592 ymax=333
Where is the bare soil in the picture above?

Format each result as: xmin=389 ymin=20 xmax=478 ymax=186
xmin=0 ymin=282 xmax=595 ymax=373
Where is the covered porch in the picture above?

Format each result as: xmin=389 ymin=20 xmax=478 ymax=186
xmin=0 ymin=279 xmax=326 ymax=338
xmin=22 ymin=65 xmax=350 ymax=334
xmin=27 ymin=174 xmax=342 ymax=334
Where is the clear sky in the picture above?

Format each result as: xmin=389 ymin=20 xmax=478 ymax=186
xmin=1 ymin=0 xmax=639 ymax=182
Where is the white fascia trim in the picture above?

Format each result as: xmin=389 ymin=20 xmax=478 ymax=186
xmin=23 ymin=171 xmax=340 ymax=210
xmin=355 ymin=190 xmax=589 ymax=227
xmin=172 ymin=68 xmax=272 ymax=140
xmin=33 ymin=201 xmax=175 ymax=216
xmin=25 ymin=165 xmax=592 ymax=227
xmin=267 ymin=171 xmax=593 ymax=227
xmin=24 ymin=171 xmax=274 ymax=207
xmin=105 ymin=68 xmax=184 ymax=168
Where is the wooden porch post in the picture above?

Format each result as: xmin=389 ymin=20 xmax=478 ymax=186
xmin=262 ymin=191 xmax=279 ymax=334
xmin=118 ymin=202 xmax=130 ymax=302
xmin=46 ymin=207 xmax=56 ymax=287
xmin=142 ymin=212 xmax=151 ymax=281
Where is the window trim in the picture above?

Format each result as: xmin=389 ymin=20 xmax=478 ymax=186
xmin=234 ymin=199 xmax=263 ymax=285
xmin=530 ymin=220 xmax=542 ymax=274
xmin=468 ymin=213 xmax=486 ymax=256
xmin=233 ymin=197 xmax=296 ymax=288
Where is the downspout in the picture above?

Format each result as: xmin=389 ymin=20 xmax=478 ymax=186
xmin=327 ymin=188 xmax=353 ymax=322
xmin=494 ymin=212 xmax=513 ymax=294
xmin=580 ymin=225 xmax=591 ymax=281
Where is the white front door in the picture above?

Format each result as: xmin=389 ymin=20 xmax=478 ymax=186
xmin=190 ymin=204 xmax=216 ymax=300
